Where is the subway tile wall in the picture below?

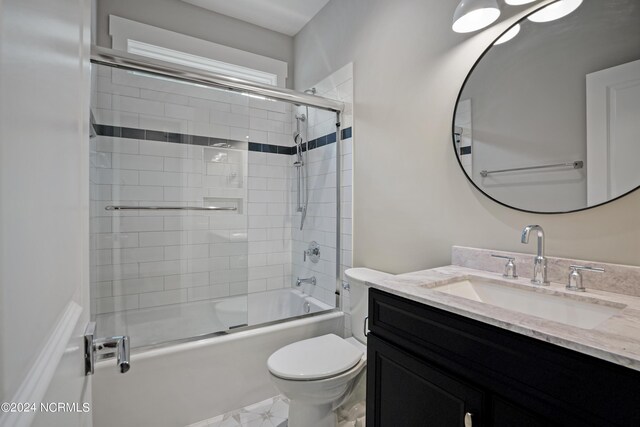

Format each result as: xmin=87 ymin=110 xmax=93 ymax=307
xmin=89 ymin=62 xmax=353 ymax=320
xmin=246 ymin=150 xmax=293 ymax=296
xmin=93 ymin=66 xmax=294 ymax=143
xmin=89 ymin=137 xmax=252 ymax=314
xmin=455 ymin=98 xmax=472 ymax=176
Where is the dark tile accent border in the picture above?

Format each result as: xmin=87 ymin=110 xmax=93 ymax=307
xmin=247 ymin=142 xmax=295 ymax=155
xmin=239 ymin=126 xmax=353 ymax=155
xmin=120 ymin=127 xmax=145 ymax=139
xmin=294 ymin=127 xmax=352 ymax=153
xmin=460 ymin=146 xmax=471 ymax=155
xmin=95 ymin=124 xmax=248 ymax=150
xmin=94 ymin=124 xmax=352 ymax=156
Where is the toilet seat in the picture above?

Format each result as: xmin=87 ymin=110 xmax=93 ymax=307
xmin=268 ymin=334 xmax=363 ymax=381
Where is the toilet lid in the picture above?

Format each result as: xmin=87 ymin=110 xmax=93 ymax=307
xmin=268 ymin=334 xmax=364 ymax=381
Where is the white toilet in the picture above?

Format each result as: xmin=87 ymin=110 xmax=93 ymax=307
xmin=267 ymin=268 xmax=392 ymax=427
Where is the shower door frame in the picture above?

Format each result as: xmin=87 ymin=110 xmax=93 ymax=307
xmin=91 ymin=45 xmax=346 ymax=320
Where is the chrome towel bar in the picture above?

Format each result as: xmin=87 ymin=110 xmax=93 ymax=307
xmin=480 ymin=160 xmax=583 ymax=177
xmin=105 ymin=205 xmax=237 ymax=211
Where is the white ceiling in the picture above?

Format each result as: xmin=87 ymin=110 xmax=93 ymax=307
xmin=182 ymin=0 xmax=331 ymax=36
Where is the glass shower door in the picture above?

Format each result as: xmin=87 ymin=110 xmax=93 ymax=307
xmin=290 ymin=105 xmax=343 ymax=309
xmin=89 ymin=63 xmax=249 ymax=348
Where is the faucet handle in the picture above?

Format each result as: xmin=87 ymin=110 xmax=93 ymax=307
xmin=303 ymin=241 xmax=320 ymax=263
xmin=567 ymin=265 xmax=604 ymax=292
xmin=491 ymin=254 xmax=518 ymax=279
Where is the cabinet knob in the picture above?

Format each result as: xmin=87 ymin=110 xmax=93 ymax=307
xmin=464 ymin=412 xmax=473 ymax=427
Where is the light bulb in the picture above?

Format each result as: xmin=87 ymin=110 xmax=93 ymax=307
xmin=528 ymin=0 xmax=583 ymax=23
xmin=494 ymin=24 xmax=521 ymax=45
xmin=452 ymin=0 xmax=501 ymax=33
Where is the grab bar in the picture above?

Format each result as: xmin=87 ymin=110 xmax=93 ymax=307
xmin=105 ymin=205 xmax=237 ymax=211
xmin=480 ymin=160 xmax=583 ymax=177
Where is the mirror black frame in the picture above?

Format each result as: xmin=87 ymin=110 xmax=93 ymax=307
xmin=451 ymin=0 xmax=640 ymax=215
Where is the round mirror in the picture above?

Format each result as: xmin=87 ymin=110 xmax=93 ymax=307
xmin=453 ymin=0 xmax=640 ymax=213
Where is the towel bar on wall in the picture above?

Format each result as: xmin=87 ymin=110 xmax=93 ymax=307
xmin=480 ymin=160 xmax=583 ymax=177
xmin=105 ymin=205 xmax=237 ymax=211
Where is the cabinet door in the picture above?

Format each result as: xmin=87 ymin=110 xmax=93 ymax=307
xmin=490 ymin=396 xmax=554 ymax=427
xmin=367 ymin=335 xmax=484 ymax=427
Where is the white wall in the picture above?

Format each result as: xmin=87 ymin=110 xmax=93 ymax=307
xmin=294 ymin=0 xmax=640 ymax=273
xmin=0 ymin=0 xmax=91 ymax=421
xmin=95 ymin=0 xmax=295 ymax=88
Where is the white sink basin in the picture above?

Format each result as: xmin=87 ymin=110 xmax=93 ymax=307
xmin=433 ymin=278 xmax=623 ymax=329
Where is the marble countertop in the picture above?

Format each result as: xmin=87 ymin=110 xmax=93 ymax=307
xmin=367 ymin=265 xmax=640 ymax=371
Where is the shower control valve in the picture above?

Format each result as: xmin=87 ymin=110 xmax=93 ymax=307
xmin=304 ymin=241 xmax=321 ymax=263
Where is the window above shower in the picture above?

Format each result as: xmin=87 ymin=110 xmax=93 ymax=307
xmin=109 ymin=16 xmax=289 ymax=87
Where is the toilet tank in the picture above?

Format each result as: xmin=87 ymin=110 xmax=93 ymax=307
xmin=345 ymin=268 xmax=393 ymax=344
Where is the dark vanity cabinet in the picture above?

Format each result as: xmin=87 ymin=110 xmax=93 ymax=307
xmin=366 ymin=289 xmax=640 ymax=427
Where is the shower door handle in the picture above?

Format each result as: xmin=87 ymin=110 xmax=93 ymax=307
xmin=84 ymin=322 xmax=130 ymax=375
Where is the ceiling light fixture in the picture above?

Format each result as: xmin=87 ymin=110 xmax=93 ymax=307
xmin=504 ymin=0 xmax=537 ymax=5
xmin=527 ymin=0 xmax=583 ymax=23
xmin=452 ymin=0 xmax=501 ymax=33
xmin=493 ymin=23 xmax=521 ymax=45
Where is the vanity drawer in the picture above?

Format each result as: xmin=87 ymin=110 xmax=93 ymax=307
xmin=368 ymin=288 xmax=640 ymax=426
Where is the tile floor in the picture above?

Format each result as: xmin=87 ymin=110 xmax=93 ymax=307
xmin=187 ymin=394 xmax=366 ymax=427
xmin=187 ymin=396 xmax=289 ymax=427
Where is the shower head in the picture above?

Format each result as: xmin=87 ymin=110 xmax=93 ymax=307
xmin=304 ymin=88 xmax=317 ymax=95
xmin=295 ymin=113 xmax=306 ymax=122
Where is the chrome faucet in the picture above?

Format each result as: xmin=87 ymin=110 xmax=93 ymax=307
xmin=296 ymin=276 xmax=316 ymax=287
xmin=521 ymin=225 xmax=550 ymax=286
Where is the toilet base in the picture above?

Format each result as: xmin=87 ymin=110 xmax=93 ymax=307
xmin=288 ymin=401 xmax=336 ymax=427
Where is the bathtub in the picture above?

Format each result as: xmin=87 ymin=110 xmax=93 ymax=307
xmin=96 ymin=288 xmax=332 ymax=348
xmin=92 ymin=289 xmax=342 ymax=427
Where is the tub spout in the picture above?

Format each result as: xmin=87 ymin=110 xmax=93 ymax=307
xmin=296 ymin=276 xmax=316 ymax=287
